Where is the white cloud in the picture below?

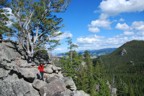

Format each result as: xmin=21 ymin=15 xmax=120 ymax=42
xmin=78 ymin=21 xmax=144 ymax=51
xmin=123 ymin=31 xmax=134 ymax=35
xmin=84 ymin=0 xmax=144 ymax=51
xmin=88 ymin=18 xmax=111 ymax=32
xmin=100 ymin=0 xmax=144 ymax=15
xmin=77 ymin=35 xmax=104 ymax=44
xmin=116 ymin=23 xmax=130 ymax=30
xmin=132 ymin=21 xmax=144 ymax=31
xmin=89 ymin=19 xmax=111 ymax=28
xmin=88 ymin=27 xmax=100 ymax=33
xmin=56 ymin=32 xmax=73 ymax=40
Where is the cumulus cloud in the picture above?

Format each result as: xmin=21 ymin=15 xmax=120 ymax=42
xmin=85 ymin=0 xmax=144 ymax=51
xmin=116 ymin=23 xmax=130 ymax=30
xmin=99 ymin=0 xmax=144 ymax=15
xmin=78 ymin=21 xmax=144 ymax=51
xmin=89 ymin=19 xmax=111 ymax=28
xmin=132 ymin=21 xmax=144 ymax=31
xmin=77 ymin=35 xmax=104 ymax=44
xmin=88 ymin=27 xmax=100 ymax=33
xmin=88 ymin=18 xmax=111 ymax=32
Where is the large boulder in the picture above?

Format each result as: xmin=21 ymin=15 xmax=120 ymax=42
xmin=0 ymin=68 xmax=9 ymax=79
xmin=45 ymin=72 xmax=64 ymax=83
xmin=32 ymin=79 xmax=48 ymax=90
xmin=63 ymin=77 xmax=77 ymax=91
xmin=45 ymin=65 xmax=53 ymax=74
xmin=45 ymin=64 xmax=61 ymax=74
xmin=45 ymin=75 xmax=59 ymax=83
xmin=0 ymin=80 xmax=15 ymax=96
xmin=0 ymin=42 xmax=21 ymax=62
xmin=73 ymin=90 xmax=90 ymax=96
xmin=0 ymin=79 xmax=40 ymax=96
xmin=40 ymin=79 xmax=66 ymax=96
xmin=59 ymin=89 xmax=74 ymax=96
xmin=18 ymin=67 xmax=39 ymax=79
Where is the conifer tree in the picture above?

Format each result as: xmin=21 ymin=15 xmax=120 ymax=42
xmin=0 ymin=0 xmax=11 ymax=41
xmin=66 ymin=37 xmax=78 ymax=64
xmin=0 ymin=0 xmax=70 ymax=62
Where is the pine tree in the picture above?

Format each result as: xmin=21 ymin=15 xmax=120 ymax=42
xmin=1 ymin=0 xmax=70 ymax=62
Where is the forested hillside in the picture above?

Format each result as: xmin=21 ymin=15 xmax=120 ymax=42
xmin=100 ymin=40 xmax=144 ymax=95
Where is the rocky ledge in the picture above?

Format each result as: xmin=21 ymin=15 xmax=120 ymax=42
xmin=0 ymin=42 xmax=89 ymax=96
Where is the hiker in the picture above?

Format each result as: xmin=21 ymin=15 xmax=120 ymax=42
xmin=38 ymin=63 xmax=45 ymax=80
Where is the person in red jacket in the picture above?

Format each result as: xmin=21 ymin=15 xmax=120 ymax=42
xmin=38 ymin=64 xmax=45 ymax=80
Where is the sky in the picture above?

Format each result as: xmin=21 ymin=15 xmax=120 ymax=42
xmin=53 ymin=0 xmax=144 ymax=54
xmin=2 ymin=0 xmax=144 ymax=54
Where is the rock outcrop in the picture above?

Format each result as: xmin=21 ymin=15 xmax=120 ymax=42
xmin=121 ymin=48 xmax=127 ymax=56
xmin=0 ymin=41 xmax=89 ymax=96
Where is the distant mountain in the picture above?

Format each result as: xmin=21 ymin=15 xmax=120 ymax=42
xmin=101 ymin=40 xmax=144 ymax=67
xmin=79 ymin=48 xmax=116 ymax=56
xmin=100 ymin=40 xmax=144 ymax=95
xmin=57 ymin=48 xmax=116 ymax=57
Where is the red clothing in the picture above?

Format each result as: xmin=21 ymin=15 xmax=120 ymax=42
xmin=38 ymin=65 xmax=44 ymax=72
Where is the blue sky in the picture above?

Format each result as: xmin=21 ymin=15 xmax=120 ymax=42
xmin=3 ymin=0 xmax=144 ymax=54
xmin=53 ymin=0 xmax=144 ymax=54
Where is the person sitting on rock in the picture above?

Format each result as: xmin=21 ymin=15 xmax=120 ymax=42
xmin=38 ymin=63 xmax=45 ymax=80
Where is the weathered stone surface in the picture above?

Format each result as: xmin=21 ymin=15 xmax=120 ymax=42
xmin=111 ymin=88 xmax=117 ymax=96
xmin=45 ymin=64 xmax=61 ymax=74
xmin=64 ymin=77 xmax=77 ymax=91
xmin=12 ymin=67 xmax=39 ymax=81
xmin=59 ymin=89 xmax=74 ymax=96
xmin=45 ymin=75 xmax=59 ymax=83
xmin=40 ymin=79 xmax=66 ymax=96
xmin=0 ymin=80 xmax=16 ymax=96
xmin=73 ymin=90 xmax=90 ymax=96
xmin=45 ymin=66 xmax=53 ymax=74
xmin=32 ymin=79 xmax=48 ymax=90
xmin=0 ymin=42 xmax=21 ymax=62
xmin=4 ymin=73 xmax=19 ymax=82
xmin=0 ymin=41 xmax=89 ymax=96
xmin=0 ymin=79 xmax=40 ymax=96
xmin=0 ymin=68 xmax=9 ymax=78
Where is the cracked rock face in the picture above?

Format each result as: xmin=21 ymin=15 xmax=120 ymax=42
xmin=0 ymin=79 xmax=39 ymax=96
xmin=0 ymin=41 xmax=89 ymax=96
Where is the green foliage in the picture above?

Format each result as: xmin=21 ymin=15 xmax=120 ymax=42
xmin=0 ymin=8 xmax=12 ymax=39
xmin=0 ymin=0 xmax=71 ymax=61
xmin=60 ymin=50 xmax=110 ymax=96
xmin=100 ymin=40 xmax=144 ymax=95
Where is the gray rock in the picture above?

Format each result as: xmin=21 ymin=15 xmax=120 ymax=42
xmin=45 ymin=75 xmax=59 ymax=83
xmin=111 ymin=88 xmax=117 ymax=96
xmin=40 ymin=79 xmax=66 ymax=96
xmin=73 ymin=90 xmax=90 ymax=96
xmin=0 ymin=79 xmax=40 ymax=96
xmin=4 ymin=73 xmax=19 ymax=82
xmin=0 ymin=68 xmax=9 ymax=78
xmin=0 ymin=42 xmax=21 ymax=62
xmin=45 ymin=66 xmax=53 ymax=74
xmin=32 ymin=79 xmax=48 ymax=90
xmin=121 ymin=48 xmax=127 ymax=56
xmin=13 ymin=67 xmax=39 ymax=81
xmin=0 ymin=80 xmax=16 ymax=96
xmin=64 ymin=77 xmax=77 ymax=91
xmin=59 ymin=89 xmax=74 ymax=96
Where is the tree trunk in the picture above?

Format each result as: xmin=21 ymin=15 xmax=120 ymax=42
xmin=27 ymin=51 xmax=34 ymax=63
xmin=0 ymin=34 xmax=2 ymax=43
